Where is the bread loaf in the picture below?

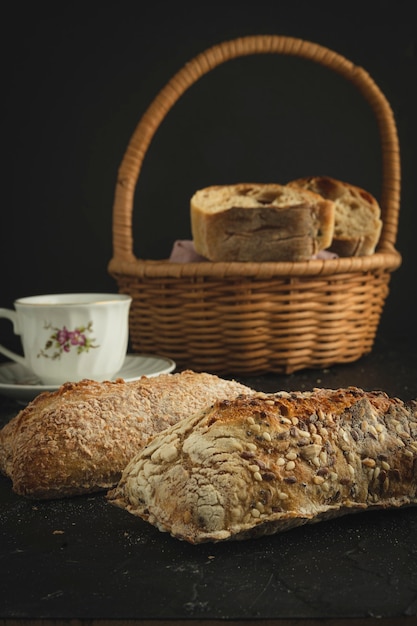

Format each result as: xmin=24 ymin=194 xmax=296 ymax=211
xmin=0 ymin=371 xmax=253 ymax=499
xmin=190 ymin=183 xmax=335 ymax=262
xmin=287 ymin=176 xmax=382 ymax=256
xmin=108 ymin=387 xmax=417 ymax=543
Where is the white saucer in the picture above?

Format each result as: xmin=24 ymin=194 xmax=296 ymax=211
xmin=0 ymin=354 xmax=176 ymax=404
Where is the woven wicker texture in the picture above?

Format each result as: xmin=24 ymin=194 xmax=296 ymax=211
xmin=109 ymin=35 xmax=402 ymax=374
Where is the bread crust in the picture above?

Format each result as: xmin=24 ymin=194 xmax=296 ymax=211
xmin=287 ymin=176 xmax=382 ymax=256
xmin=0 ymin=371 xmax=253 ymax=499
xmin=108 ymin=387 xmax=417 ymax=543
xmin=191 ymin=183 xmax=335 ymax=262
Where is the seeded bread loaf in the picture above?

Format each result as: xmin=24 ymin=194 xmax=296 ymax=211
xmin=0 ymin=371 xmax=253 ymax=499
xmin=287 ymin=176 xmax=382 ymax=256
xmin=190 ymin=183 xmax=335 ymax=262
xmin=108 ymin=387 xmax=417 ymax=543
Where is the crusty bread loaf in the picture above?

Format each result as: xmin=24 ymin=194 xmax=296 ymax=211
xmin=190 ymin=183 xmax=335 ymax=262
xmin=108 ymin=387 xmax=417 ymax=543
xmin=0 ymin=371 xmax=253 ymax=499
xmin=287 ymin=176 xmax=382 ymax=256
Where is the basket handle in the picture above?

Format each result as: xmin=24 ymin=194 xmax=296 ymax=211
xmin=111 ymin=35 xmax=400 ymax=263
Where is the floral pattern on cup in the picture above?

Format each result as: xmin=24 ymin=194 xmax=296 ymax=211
xmin=37 ymin=322 xmax=99 ymax=360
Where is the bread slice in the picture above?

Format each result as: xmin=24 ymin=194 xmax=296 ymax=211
xmin=287 ymin=176 xmax=382 ymax=256
xmin=108 ymin=387 xmax=417 ymax=544
xmin=0 ymin=371 xmax=254 ymax=499
xmin=190 ymin=183 xmax=335 ymax=262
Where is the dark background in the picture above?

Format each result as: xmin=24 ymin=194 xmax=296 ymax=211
xmin=1 ymin=0 xmax=416 ymax=356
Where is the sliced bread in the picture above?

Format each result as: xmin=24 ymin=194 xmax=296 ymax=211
xmin=190 ymin=183 xmax=335 ymax=262
xmin=287 ymin=176 xmax=382 ymax=256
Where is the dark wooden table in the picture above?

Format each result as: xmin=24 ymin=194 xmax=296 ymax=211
xmin=1 ymin=333 xmax=416 ymax=626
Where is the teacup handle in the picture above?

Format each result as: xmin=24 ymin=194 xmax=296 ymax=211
xmin=0 ymin=308 xmax=27 ymax=367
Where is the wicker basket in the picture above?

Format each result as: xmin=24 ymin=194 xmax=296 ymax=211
xmin=108 ymin=35 xmax=402 ymax=375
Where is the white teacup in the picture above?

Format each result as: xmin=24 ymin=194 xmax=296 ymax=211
xmin=0 ymin=293 xmax=132 ymax=385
